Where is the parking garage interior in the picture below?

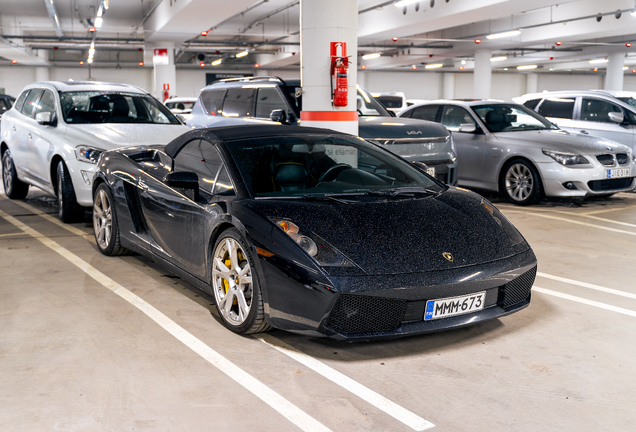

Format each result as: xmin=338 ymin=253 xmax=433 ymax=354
xmin=2 ymin=1 xmax=636 ymax=431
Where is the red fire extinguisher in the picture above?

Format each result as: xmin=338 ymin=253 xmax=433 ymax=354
xmin=331 ymin=56 xmax=349 ymax=107
xmin=163 ymin=90 xmax=170 ymax=101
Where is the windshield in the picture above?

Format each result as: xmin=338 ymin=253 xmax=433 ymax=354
xmin=471 ymin=104 xmax=558 ymax=133
xmin=225 ymin=135 xmax=443 ymax=199
xmin=374 ymin=96 xmax=403 ymax=109
xmin=617 ymin=97 xmax=636 ymax=108
xmin=281 ymin=85 xmax=391 ymax=117
xmin=60 ymin=91 xmax=181 ymax=124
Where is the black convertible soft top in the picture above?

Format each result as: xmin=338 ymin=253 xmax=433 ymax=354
xmin=164 ymin=125 xmax=352 ymax=158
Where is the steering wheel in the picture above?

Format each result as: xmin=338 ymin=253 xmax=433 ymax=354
xmin=318 ymin=163 xmax=352 ymax=182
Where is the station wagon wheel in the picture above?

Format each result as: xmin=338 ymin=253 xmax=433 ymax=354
xmin=211 ymin=228 xmax=270 ymax=334
xmin=501 ymin=160 xmax=542 ymax=205
xmin=2 ymin=150 xmax=29 ymax=199
xmin=56 ymin=161 xmax=85 ymax=223
xmin=92 ymin=183 xmax=128 ymax=256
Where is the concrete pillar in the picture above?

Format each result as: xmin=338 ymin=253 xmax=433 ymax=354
xmin=151 ymin=42 xmax=177 ymax=101
xmin=357 ymin=70 xmax=366 ymax=89
xmin=35 ymin=67 xmax=50 ymax=82
xmin=605 ymin=52 xmax=625 ymax=91
xmin=443 ymin=73 xmax=455 ymax=99
xmin=300 ymin=0 xmax=358 ymax=136
xmin=526 ymin=74 xmax=538 ymax=94
xmin=473 ymin=50 xmax=492 ymax=99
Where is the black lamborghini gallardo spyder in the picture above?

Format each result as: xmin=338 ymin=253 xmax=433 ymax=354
xmin=92 ymin=125 xmax=537 ymax=340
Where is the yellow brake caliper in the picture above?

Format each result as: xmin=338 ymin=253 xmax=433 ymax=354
xmin=222 ymin=250 xmax=242 ymax=306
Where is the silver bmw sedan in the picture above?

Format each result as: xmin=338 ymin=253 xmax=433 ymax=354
xmin=398 ymin=100 xmax=635 ymax=205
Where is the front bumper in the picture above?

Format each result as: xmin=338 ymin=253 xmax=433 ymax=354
xmin=260 ymin=248 xmax=536 ymax=341
xmin=540 ymin=162 xmax=635 ymax=197
xmin=66 ymin=159 xmax=98 ymax=207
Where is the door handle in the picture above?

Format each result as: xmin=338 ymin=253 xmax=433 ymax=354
xmin=580 ymin=130 xmax=588 ymax=135
xmin=27 ymin=133 xmax=32 ymax=139
xmin=11 ymin=126 xmax=16 ymax=131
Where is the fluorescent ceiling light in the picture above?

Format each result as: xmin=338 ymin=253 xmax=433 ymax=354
xmin=94 ymin=17 xmax=103 ymax=28
xmin=624 ymin=66 xmax=629 ymax=70
xmin=425 ymin=63 xmax=444 ymax=69
xmin=212 ymin=59 xmax=222 ymax=66
xmin=236 ymin=51 xmax=249 ymax=58
xmin=589 ymin=58 xmax=608 ymax=64
xmin=490 ymin=56 xmax=507 ymax=62
xmin=632 ymin=11 xmax=636 ymax=16
xmin=87 ymin=58 xmax=93 ymax=64
xmin=362 ymin=53 xmax=381 ymax=60
xmin=487 ymin=30 xmax=521 ymax=40
xmin=517 ymin=65 xmax=537 ymax=70
xmin=89 ymin=48 xmax=95 ymax=56
xmin=394 ymin=0 xmax=420 ymax=6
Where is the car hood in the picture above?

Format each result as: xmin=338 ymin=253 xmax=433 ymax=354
xmin=253 ymin=189 xmax=525 ymax=275
xmin=358 ymin=116 xmax=449 ymax=139
xmin=493 ymin=129 xmax=631 ymax=154
xmin=64 ymin=123 xmax=189 ymax=151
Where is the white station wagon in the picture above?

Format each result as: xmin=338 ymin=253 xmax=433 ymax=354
xmin=1 ymin=81 xmax=188 ymax=222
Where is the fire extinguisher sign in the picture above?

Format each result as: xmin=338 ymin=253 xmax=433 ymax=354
xmin=330 ymin=42 xmax=347 ymax=66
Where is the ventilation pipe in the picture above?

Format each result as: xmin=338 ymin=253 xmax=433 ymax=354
xmin=43 ymin=0 xmax=64 ymax=38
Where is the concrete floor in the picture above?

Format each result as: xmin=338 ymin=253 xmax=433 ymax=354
xmin=1 ymin=186 xmax=635 ymax=432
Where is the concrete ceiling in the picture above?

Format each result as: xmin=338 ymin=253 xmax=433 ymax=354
xmin=1 ymin=0 xmax=635 ymax=73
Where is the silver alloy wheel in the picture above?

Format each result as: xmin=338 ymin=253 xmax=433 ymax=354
xmin=93 ymin=189 xmax=112 ymax=250
xmin=3 ymin=155 xmax=12 ymax=192
xmin=505 ymin=163 xmax=534 ymax=202
xmin=212 ymin=237 xmax=253 ymax=326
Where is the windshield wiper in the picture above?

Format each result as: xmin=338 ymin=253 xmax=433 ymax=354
xmin=388 ymin=187 xmax=441 ymax=197
xmin=255 ymin=194 xmax=351 ymax=204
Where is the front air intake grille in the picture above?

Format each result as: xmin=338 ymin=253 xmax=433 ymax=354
xmin=596 ymin=154 xmax=615 ymax=166
xmin=498 ymin=266 xmax=537 ymax=308
xmin=616 ymin=153 xmax=629 ymax=165
xmin=588 ymin=178 xmax=634 ymax=191
xmin=325 ymin=295 xmax=406 ymax=334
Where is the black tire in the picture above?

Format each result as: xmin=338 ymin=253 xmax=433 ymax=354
xmin=211 ymin=228 xmax=271 ymax=334
xmin=500 ymin=159 xmax=542 ymax=206
xmin=93 ymin=183 xmax=129 ymax=256
xmin=2 ymin=149 xmax=29 ymax=199
xmin=56 ymin=161 xmax=85 ymax=223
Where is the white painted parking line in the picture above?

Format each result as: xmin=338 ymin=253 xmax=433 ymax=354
xmin=502 ymin=210 xmax=636 ymax=236
xmin=0 ymin=207 xmax=332 ymax=432
xmin=10 ymin=199 xmax=94 ymax=241
xmin=575 ymin=214 xmax=636 ymax=229
xmin=537 ymin=272 xmax=636 ymax=301
xmin=534 ymin=287 xmax=636 ymax=318
xmin=583 ymin=205 xmax=636 ymax=215
xmin=0 ymin=232 xmax=25 ymax=237
xmin=257 ymin=334 xmax=435 ymax=431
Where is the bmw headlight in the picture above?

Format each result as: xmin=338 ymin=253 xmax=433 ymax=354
xmin=270 ymin=218 xmax=353 ymax=267
xmin=75 ymin=145 xmax=103 ymax=164
xmin=542 ymin=149 xmax=589 ymax=166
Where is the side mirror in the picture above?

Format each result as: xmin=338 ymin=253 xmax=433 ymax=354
xmin=35 ymin=111 xmax=55 ymax=126
xmin=164 ymin=171 xmax=199 ymax=200
xmin=175 ymin=114 xmax=186 ymax=124
xmin=608 ymin=112 xmax=624 ymax=123
xmin=270 ymin=109 xmax=289 ymax=125
xmin=458 ymin=123 xmax=477 ymax=133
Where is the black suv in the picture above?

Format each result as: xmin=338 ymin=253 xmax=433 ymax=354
xmin=187 ymin=77 xmax=457 ymax=185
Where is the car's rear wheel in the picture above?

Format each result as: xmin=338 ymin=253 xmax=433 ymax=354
xmin=211 ymin=228 xmax=271 ymax=334
xmin=501 ymin=160 xmax=542 ymax=205
xmin=93 ymin=183 xmax=129 ymax=256
xmin=2 ymin=150 xmax=29 ymax=199
xmin=57 ymin=161 xmax=85 ymax=223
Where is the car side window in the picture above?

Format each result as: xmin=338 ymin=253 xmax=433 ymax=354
xmin=35 ymin=90 xmax=56 ymax=116
xmin=580 ymin=98 xmax=623 ymax=123
xmin=523 ymin=99 xmax=541 ymax=110
xmin=0 ymin=99 xmax=9 ymax=112
xmin=20 ymin=89 xmax=44 ymax=118
xmin=200 ymin=89 xmax=226 ymax=115
xmin=221 ymin=88 xmax=256 ymax=117
xmin=173 ymin=139 xmax=222 ymax=194
xmin=255 ymin=87 xmax=287 ymax=118
xmin=214 ymin=166 xmax=235 ymax=196
xmin=537 ymin=98 xmax=575 ymax=119
xmin=411 ymin=105 xmax=439 ymax=121
xmin=440 ymin=106 xmax=476 ymax=131
xmin=14 ymin=90 xmax=29 ymax=112
xmin=400 ymin=108 xmax=413 ymax=118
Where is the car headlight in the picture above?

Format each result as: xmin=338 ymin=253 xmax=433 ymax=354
xmin=75 ymin=145 xmax=103 ymax=164
xmin=542 ymin=149 xmax=589 ymax=166
xmin=481 ymin=199 xmax=526 ymax=248
xmin=270 ymin=218 xmax=353 ymax=267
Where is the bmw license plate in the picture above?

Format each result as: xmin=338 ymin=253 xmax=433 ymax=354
xmin=426 ymin=167 xmax=436 ymax=177
xmin=606 ymin=168 xmax=630 ymax=179
xmin=424 ymin=291 xmax=486 ymax=320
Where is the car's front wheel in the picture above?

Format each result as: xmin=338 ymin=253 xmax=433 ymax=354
xmin=501 ymin=160 xmax=542 ymax=205
xmin=2 ymin=150 xmax=29 ymax=199
xmin=211 ymin=228 xmax=271 ymax=334
xmin=56 ymin=161 xmax=85 ymax=223
xmin=93 ymin=183 xmax=128 ymax=256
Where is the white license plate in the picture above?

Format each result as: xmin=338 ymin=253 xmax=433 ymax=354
xmin=426 ymin=167 xmax=436 ymax=177
xmin=606 ymin=168 xmax=630 ymax=179
xmin=424 ymin=291 xmax=486 ymax=320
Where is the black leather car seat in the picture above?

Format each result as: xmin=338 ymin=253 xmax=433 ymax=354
xmin=274 ymin=163 xmax=309 ymax=191
xmin=485 ymin=110 xmax=507 ymax=132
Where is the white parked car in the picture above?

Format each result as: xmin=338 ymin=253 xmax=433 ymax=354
xmin=514 ymin=90 xmax=636 ymax=152
xmin=371 ymin=92 xmax=407 ymax=114
xmin=1 ymin=81 xmax=188 ymax=222
xmin=165 ymin=96 xmax=197 ymax=123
